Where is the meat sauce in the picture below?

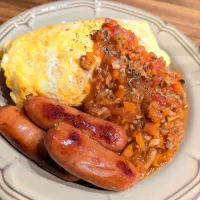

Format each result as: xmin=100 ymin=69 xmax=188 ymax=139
xmin=83 ymin=19 xmax=187 ymax=178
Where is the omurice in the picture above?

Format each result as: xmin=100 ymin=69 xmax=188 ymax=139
xmin=0 ymin=18 xmax=170 ymax=108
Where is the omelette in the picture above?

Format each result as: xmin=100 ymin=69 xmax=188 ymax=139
xmin=0 ymin=18 xmax=170 ymax=108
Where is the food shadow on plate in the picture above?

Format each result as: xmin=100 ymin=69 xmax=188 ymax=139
xmin=0 ymin=134 xmax=111 ymax=194
xmin=0 ymin=69 xmax=15 ymax=105
xmin=26 ymin=159 xmax=111 ymax=194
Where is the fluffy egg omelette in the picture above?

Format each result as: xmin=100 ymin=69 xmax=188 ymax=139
xmin=0 ymin=18 xmax=170 ymax=108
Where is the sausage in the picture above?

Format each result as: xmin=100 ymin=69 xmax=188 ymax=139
xmin=25 ymin=95 xmax=128 ymax=152
xmin=45 ymin=123 xmax=139 ymax=191
xmin=0 ymin=105 xmax=79 ymax=182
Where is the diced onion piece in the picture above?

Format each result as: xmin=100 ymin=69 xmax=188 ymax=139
xmin=105 ymin=74 xmax=112 ymax=85
xmin=144 ymin=135 xmax=152 ymax=141
xmin=112 ymin=59 xmax=120 ymax=69
xmin=96 ymin=107 xmax=111 ymax=119
xmin=159 ymin=136 xmax=164 ymax=148
xmin=153 ymin=153 xmax=164 ymax=167
xmin=168 ymin=110 xmax=176 ymax=116
xmin=149 ymin=138 xmax=160 ymax=147
xmin=166 ymin=141 xmax=174 ymax=150
xmin=167 ymin=115 xmax=179 ymax=122
xmin=144 ymin=148 xmax=157 ymax=169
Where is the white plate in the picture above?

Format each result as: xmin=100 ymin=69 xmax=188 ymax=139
xmin=0 ymin=1 xmax=200 ymax=200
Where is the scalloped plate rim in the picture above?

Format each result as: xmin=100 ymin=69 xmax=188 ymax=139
xmin=0 ymin=1 xmax=199 ymax=200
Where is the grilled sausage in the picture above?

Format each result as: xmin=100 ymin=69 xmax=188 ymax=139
xmin=0 ymin=105 xmax=79 ymax=182
xmin=25 ymin=95 xmax=128 ymax=152
xmin=45 ymin=123 xmax=139 ymax=191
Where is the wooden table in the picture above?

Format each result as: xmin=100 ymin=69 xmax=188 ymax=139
xmin=0 ymin=0 xmax=200 ymax=47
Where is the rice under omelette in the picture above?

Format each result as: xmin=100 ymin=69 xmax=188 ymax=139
xmin=0 ymin=18 xmax=170 ymax=108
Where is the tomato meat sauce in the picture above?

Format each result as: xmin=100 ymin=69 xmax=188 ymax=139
xmin=82 ymin=19 xmax=187 ymax=179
